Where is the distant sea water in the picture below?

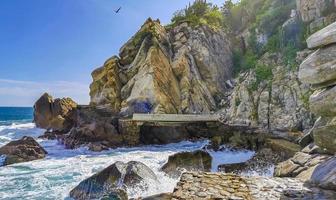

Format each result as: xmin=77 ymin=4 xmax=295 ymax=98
xmin=0 ymin=107 xmax=33 ymax=126
xmin=0 ymin=107 xmax=259 ymax=199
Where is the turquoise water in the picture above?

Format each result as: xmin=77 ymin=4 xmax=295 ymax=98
xmin=0 ymin=107 xmax=256 ymax=199
xmin=0 ymin=107 xmax=33 ymax=126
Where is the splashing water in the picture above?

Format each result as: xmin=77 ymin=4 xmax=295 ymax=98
xmin=0 ymin=109 xmax=258 ymax=199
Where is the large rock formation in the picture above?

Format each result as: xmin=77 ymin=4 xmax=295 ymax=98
xmin=70 ymin=161 xmax=157 ymax=200
xmin=0 ymin=136 xmax=47 ymax=166
xmin=34 ymin=93 xmax=77 ymax=132
xmin=299 ymin=22 xmax=336 ymax=154
xmin=90 ymin=18 xmax=233 ymax=116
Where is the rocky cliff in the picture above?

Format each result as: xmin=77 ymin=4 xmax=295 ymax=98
xmin=89 ymin=18 xmax=233 ymax=116
xmin=221 ymin=52 xmax=313 ymax=132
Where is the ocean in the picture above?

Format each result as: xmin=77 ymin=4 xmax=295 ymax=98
xmin=0 ymin=107 xmax=257 ymax=199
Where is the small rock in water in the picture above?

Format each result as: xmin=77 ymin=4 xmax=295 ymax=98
xmin=70 ymin=161 xmax=158 ymax=200
xmin=161 ymin=150 xmax=212 ymax=178
xmin=0 ymin=136 xmax=47 ymax=166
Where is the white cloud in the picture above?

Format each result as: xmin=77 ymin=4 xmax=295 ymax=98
xmin=0 ymin=79 xmax=90 ymax=106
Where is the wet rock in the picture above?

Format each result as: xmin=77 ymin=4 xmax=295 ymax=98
xmin=161 ymin=150 xmax=212 ymax=177
xmin=33 ymin=93 xmax=77 ymax=132
xmin=0 ymin=136 xmax=47 ymax=166
xmin=70 ymin=161 xmax=157 ymax=200
xmin=60 ymin=106 xmax=123 ymax=150
xmin=99 ymin=189 xmax=128 ymax=200
xmin=218 ymin=148 xmax=284 ymax=176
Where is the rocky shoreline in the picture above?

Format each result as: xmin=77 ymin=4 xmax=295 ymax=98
xmin=1 ymin=0 xmax=336 ymax=199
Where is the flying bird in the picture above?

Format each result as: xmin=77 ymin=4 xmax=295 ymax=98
xmin=115 ymin=7 xmax=121 ymax=13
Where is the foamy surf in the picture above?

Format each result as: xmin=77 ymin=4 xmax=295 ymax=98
xmin=0 ymin=122 xmax=260 ymax=199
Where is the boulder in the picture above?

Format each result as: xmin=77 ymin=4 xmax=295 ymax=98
xmin=70 ymin=161 xmax=157 ymax=200
xmin=161 ymin=150 xmax=212 ymax=177
xmin=307 ymin=21 xmax=336 ymax=49
xmin=34 ymin=93 xmax=77 ymax=132
xmin=310 ymin=86 xmax=336 ymax=117
xmin=299 ymin=44 xmax=336 ymax=87
xmin=312 ymin=117 xmax=336 ymax=154
xmin=0 ymin=136 xmax=47 ymax=166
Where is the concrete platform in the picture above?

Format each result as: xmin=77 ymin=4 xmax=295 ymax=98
xmin=132 ymin=114 xmax=220 ymax=122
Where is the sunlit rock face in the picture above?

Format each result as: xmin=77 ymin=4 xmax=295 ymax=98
xmin=89 ymin=18 xmax=233 ymax=116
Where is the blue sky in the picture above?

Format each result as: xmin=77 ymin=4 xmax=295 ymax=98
xmin=0 ymin=0 xmax=226 ymax=106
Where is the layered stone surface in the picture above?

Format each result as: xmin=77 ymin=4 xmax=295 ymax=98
xmin=172 ymin=172 xmax=336 ymax=200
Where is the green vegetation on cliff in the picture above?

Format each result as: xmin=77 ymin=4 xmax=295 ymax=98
xmin=170 ymin=0 xmax=223 ymax=30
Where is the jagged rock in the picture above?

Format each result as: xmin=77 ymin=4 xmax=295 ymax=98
xmin=307 ymin=21 xmax=336 ymax=49
xmin=60 ymin=106 xmax=123 ymax=149
xmin=161 ymin=150 xmax=212 ymax=177
xmin=312 ymin=117 xmax=336 ymax=154
xmin=0 ymin=136 xmax=47 ymax=166
xmin=33 ymin=93 xmax=77 ymax=132
xmin=89 ymin=19 xmax=233 ymax=115
xmin=310 ymin=86 xmax=336 ymax=117
xmin=70 ymin=161 xmax=157 ymax=200
xmin=299 ymin=44 xmax=336 ymax=87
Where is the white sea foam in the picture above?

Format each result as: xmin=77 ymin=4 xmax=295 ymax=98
xmin=0 ymin=123 xmax=262 ymax=199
